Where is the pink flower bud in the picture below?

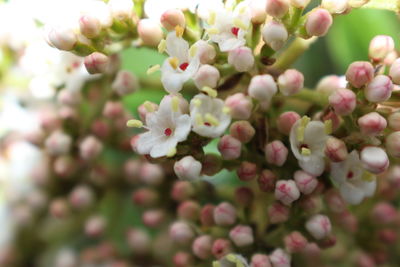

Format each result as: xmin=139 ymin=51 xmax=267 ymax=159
xmin=360 ymin=146 xmax=389 ymax=174
xmin=284 ymin=231 xmax=308 ymax=253
xmin=269 ymin=248 xmax=291 ymax=267
xmin=85 ymin=216 xmax=106 ymax=237
xmin=178 ymin=200 xmax=201 ymax=221
xmin=174 ymin=156 xmax=202 ymax=181
xmin=127 ymin=229 xmax=151 ymax=254
xmin=275 ymin=180 xmax=300 ymax=206
xmin=212 ymin=239 xmax=232 ymax=259
xmin=378 ymin=229 xmax=397 ymax=244
xmin=79 ymin=15 xmax=101 ymax=38
xmin=214 ymin=202 xmax=237 ymax=226
xmin=112 ymin=70 xmax=138 ymax=96
xmin=174 ymin=251 xmax=194 ymax=267
xmin=69 ymin=185 xmax=94 ymax=209
xmin=299 ymin=195 xmax=323 ymax=214
xmin=193 ymin=64 xmax=220 ymax=89
xmin=109 ymin=0 xmax=134 ymax=20
xmin=195 ymin=40 xmax=216 ymax=64
xmin=258 ymin=169 xmax=277 ymax=192
xmin=389 ymin=58 xmax=400 ymax=84
xmin=321 ymin=0 xmax=348 ymax=13
xmin=262 ymin=21 xmax=288 ymax=51
xmin=249 ymin=0 xmax=267 ymax=24
xmin=230 ymin=121 xmax=255 ymax=144
xmin=218 ymin=135 xmax=242 ymax=160
xmin=139 ymin=162 xmax=164 ymax=186
xmin=265 ymin=0 xmax=289 ymax=18
xmin=358 ymin=112 xmax=387 ymax=136
xmin=200 ymin=204 xmax=215 ymax=227
xmin=325 ymin=137 xmax=348 ymax=162
xmin=45 ymin=131 xmax=72 ymax=156
xmin=160 ymin=9 xmax=185 ymax=31
xmin=138 ymin=19 xmax=164 ymax=47
xmin=305 ymin=8 xmax=333 ymax=37
xmin=192 ymin=235 xmax=213 ymax=259
xmin=54 ymin=156 xmax=76 ymax=178
xmin=142 ymin=209 xmax=165 ymax=227
xmin=47 ymin=27 xmax=77 ymax=51
xmin=369 ymin=35 xmax=395 ymax=62
xmin=329 ymin=88 xmax=356 ymax=115
xmin=371 ymin=202 xmax=397 ymax=224
xmin=225 ymin=93 xmax=253 ymax=120
xmin=387 ymin=165 xmax=400 ymax=188
xmin=84 ymin=52 xmax=110 ymax=74
xmin=294 ymin=170 xmax=318 ymax=195
xmin=237 ymin=161 xmax=258 ymax=181
xmin=169 ymin=221 xmax=195 ymax=245
xmin=132 ymin=188 xmax=158 ymax=207
xmin=345 ymin=61 xmax=374 ymax=88
xmin=50 ymin=198 xmax=69 ymax=219
xmin=386 ymin=131 xmax=400 ymax=157
xmin=278 ymin=69 xmax=304 ymax=96
xmin=202 ymin=154 xmax=223 ymax=176
xmin=305 ymin=214 xmax=331 ymax=240
xmin=388 ymin=112 xmax=400 ymax=131
xmin=265 ymin=140 xmax=288 ymax=167
xmin=316 ymin=75 xmax=343 ymax=95
xmin=251 ymin=254 xmax=272 ymax=267
xmin=228 ymin=46 xmax=255 ymax=72
xmin=79 ymin=136 xmax=103 ymax=160
xmin=57 ymin=89 xmax=81 ymax=106
xmin=248 ymin=74 xmax=278 ymax=102
xmin=324 ymin=190 xmax=346 ymax=213
xmin=268 ymin=202 xmax=290 ymax=224
xmin=235 ymin=187 xmax=254 ymax=206
xmin=229 ymin=225 xmax=254 ymax=247
xmin=355 ymin=252 xmax=376 ymax=267
xmin=171 ymin=181 xmax=195 ymax=202
xmin=364 ymin=75 xmax=393 ymax=102
xmin=277 ymin=111 xmax=300 ymax=135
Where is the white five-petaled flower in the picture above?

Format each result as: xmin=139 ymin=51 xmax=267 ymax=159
xmin=160 ymin=29 xmax=200 ymax=93
xmin=331 ymin=150 xmax=377 ymax=205
xmin=290 ymin=117 xmax=328 ymax=176
xmin=190 ymin=94 xmax=231 ymax=138
xmin=136 ymin=95 xmax=191 ymax=158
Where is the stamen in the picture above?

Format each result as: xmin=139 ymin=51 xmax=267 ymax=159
xmin=143 ymin=101 xmax=155 ymax=112
xmin=362 ymin=171 xmax=375 ymax=182
xmin=324 ymin=119 xmax=332 ymax=134
xmin=201 ymin=86 xmax=218 ymax=98
xmin=222 ymin=106 xmax=231 ymax=114
xmin=207 ymin=28 xmax=219 ymax=35
xmin=168 ymin=57 xmax=179 ymax=69
xmin=205 ymin=113 xmax=219 ymax=126
xmin=301 ymin=147 xmax=311 ymax=156
xmin=192 ymin=99 xmax=202 ymax=107
xmin=300 ymin=116 xmax=310 ymax=128
xmin=207 ymin=12 xmax=216 ymax=25
xmin=175 ymin=25 xmax=184 ymax=37
xmin=189 ymin=45 xmax=198 ymax=58
xmin=233 ymin=18 xmax=247 ymax=30
xmin=126 ymin=119 xmax=143 ymax=128
xmin=171 ymin=96 xmax=180 ymax=112
xmin=146 ymin=64 xmax=160 ymax=75
xmin=296 ymin=126 xmax=305 ymax=142
xmin=167 ymin=147 xmax=177 ymax=157
xmin=212 ymin=262 xmax=221 ymax=267
xmin=157 ymin=39 xmax=166 ymax=53
xmin=195 ymin=113 xmax=204 ymax=125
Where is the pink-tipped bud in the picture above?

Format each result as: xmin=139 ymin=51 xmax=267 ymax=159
xmin=79 ymin=136 xmax=103 ymax=160
xmin=266 ymin=0 xmax=289 ymax=18
xmin=355 ymin=252 xmax=376 ymax=267
xmin=139 ymin=162 xmax=164 ymax=186
xmin=229 ymin=225 xmax=254 ymax=247
xmin=108 ymin=0 xmax=134 ymax=20
xmin=169 ymin=221 xmax=195 ymax=245
xmin=386 ymin=131 xmax=400 ymax=157
xmin=316 ymin=75 xmax=344 ymax=95
xmin=173 ymin=252 xmax=194 ymax=267
xmin=160 ymin=9 xmax=185 ymax=31
xmin=325 ymin=190 xmax=346 ymax=213
xmin=54 ymin=156 xmax=76 ymax=178
xmin=228 ymin=46 xmax=255 ymax=72
xmin=277 ymin=111 xmax=300 ymax=135
xmin=45 ymin=131 xmax=72 ymax=156
xmin=218 ymin=135 xmax=242 ymax=160
xmin=212 ymin=239 xmax=232 ymax=259
xmin=214 ymin=202 xmax=237 ymax=226
xmin=237 ymin=161 xmax=258 ymax=181
xmin=275 ymin=180 xmax=300 ymax=206
xmin=294 ymin=170 xmax=318 ymax=195
xmin=178 ymin=200 xmax=201 ymax=221
xmin=371 ymin=202 xmax=397 ymax=224
xmin=270 ymin=248 xmax=291 ymax=267
xmin=268 ymin=202 xmax=290 ymax=224
xmin=369 ymin=35 xmax=395 ymax=62
xmin=345 ymin=61 xmax=374 ymax=88
xmin=325 ymin=137 xmax=348 ymax=162
xmin=85 ymin=216 xmax=106 ymax=237
xmin=171 ymin=181 xmax=195 ymax=202
xmin=284 ymin=231 xmax=308 ymax=253
xmin=225 ymin=93 xmax=253 ymax=120
xmin=278 ymin=69 xmax=304 ymax=96
xmin=235 ymin=187 xmax=254 ymax=206
xmin=258 ymin=169 xmax=277 ymax=192
xmin=305 ymin=214 xmax=331 ymax=240
xmin=358 ymin=112 xmax=387 ymax=136
xmin=388 ymin=112 xmax=400 ymax=131
xmin=378 ymin=229 xmax=397 ymax=244
xmin=192 ymin=235 xmax=213 ymax=260
xmin=84 ymin=52 xmax=110 ymax=74
xmin=200 ymin=204 xmax=215 ymax=227
xmin=69 ymin=185 xmax=94 ymax=209
xmin=329 ymin=88 xmax=356 ymax=115
xmin=265 ymin=140 xmax=288 ymax=167
xmin=194 ymin=40 xmax=217 ymax=64
xmin=387 ymin=165 xmax=400 ymax=188
xmin=249 ymin=0 xmax=267 ymax=24
xmin=364 ymin=75 xmax=393 ymax=103
xmin=50 ymin=198 xmax=69 ymax=219
xmin=248 ymin=74 xmax=278 ymax=102
xmin=321 ymin=0 xmax=348 ymax=13
xmin=360 ymin=146 xmax=389 ymax=174
xmin=389 ymin=58 xmax=400 ymax=84
xmin=138 ymin=101 xmax=158 ymax=121
xmin=230 ymin=121 xmax=255 ymax=144
xmin=142 ymin=209 xmax=165 ymax=227
xmin=305 ymin=8 xmax=332 ymax=37
xmin=79 ymin=15 xmax=101 ymax=38
xmin=112 ymin=70 xmax=138 ymax=96
xmin=262 ymin=21 xmax=288 ymax=51
xmin=193 ymin=64 xmax=220 ymax=89
xmin=47 ymin=27 xmax=77 ymax=51
xmin=138 ymin=19 xmax=164 ymax=47
xmin=251 ymin=254 xmax=272 ymax=267
xmin=174 ymin=156 xmax=202 ymax=181
xmin=127 ymin=229 xmax=151 ymax=254
xmin=132 ymin=188 xmax=158 ymax=207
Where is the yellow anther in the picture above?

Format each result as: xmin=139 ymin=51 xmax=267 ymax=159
xmin=212 ymin=262 xmax=221 ymax=267
xmin=237 ymin=262 xmax=244 ymax=267
xmin=167 ymin=147 xmax=177 ymax=157
xmin=233 ymin=18 xmax=247 ymax=30
xmin=192 ymin=98 xmax=202 ymax=107
xmin=195 ymin=113 xmax=204 ymax=125
xmin=207 ymin=28 xmax=219 ymax=35
xmin=201 ymin=86 xmax=218 ymax=98
xmin=207 ymin=12 xmax=216 ymax=25
xmin=296 ymin=126 xmax=305 ymax=142
xmin=362 ymin=171 xmax=375 ymax=182
xmin=226 ymin=254 xmax=237 ymax=262
xmin=205 ymin=113 xmax=220 ymax=126
xmin=158 ymin=39 xmax=166 ymax=53
xmin=143 ymin=101 xmax=155 ymax=112
xmin=189 ymin=45 xmax=198 ymax=58
xmin=146 ymin=64 xmax=160 ymax=75
xmin=171 ymin=96 xmax=180 ymax=112
xmin=324 ymin=120 xmax=332 ymax=135
xmin=175 ymin=25 xmax=184 ymax=37
xmin=239 ymin=5 xmax=247 ymax=14
xmin=126 ymin=119 xmax=143 ymax=128
xmin=168 ymin=57 xmax=179 ymax=69
xmin=223 ymin=106 xmax=231 ymax=114
xmin=300 ymin=116 xmax=310 ymax=128
xmin=301 ymin=147 xmax=311 ymax=156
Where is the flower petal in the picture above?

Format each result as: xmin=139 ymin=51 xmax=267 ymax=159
xmin=150 ymin=137 xmax=178 ymax=158
xmin=137 ymin=132 xmax=164 ymax=155
xmin=174 ymin=114 xmax=192 ymax=142
xmin=166 ymin=32 xmax=189 ymax=63
xmin=299 ymin=155 xmax=325 ymax=176
xmin=339 ymin=182 xmax=365 ymax=205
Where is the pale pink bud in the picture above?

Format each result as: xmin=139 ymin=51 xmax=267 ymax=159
xmin=85 ymin=216 xmax=106 ymax=237
xmin=321 ymin=0 xmax=348 ymax=14
xmin=386 ymin=131 xmax=400 ymax=157
xmin=284 ymin=231 xmax=308 ymax=253
xmin=174 ymin=252 xmax=194 ymax=267
xmin=389 ymin=58 xmax=400 ymax=84
xmin=265 ymin=140 xmax=288 ymax=167
xmin=305 ymin=8 xmax=332 ymax=37
xmin=364 ymin=75 xmax=393 ymax=102
xmin=325 ymin=137 xmax=348 ymax=162
xmin=237 ymin=161 xmax=258 ymax=181
xmin=258 ymin=169 xmax=276 ymax=192
xmin=278 ymin=69 xmax=304 ymax=96
xmin=192 ymin=235 xmax=213 ymax=259
xmin=379 ymin=229 xmax=397 ymax=244
xmin=262 ymin=21 xmax=288 ymax=51
xmin=45 ymin=131 xmax=72 ymax=156
xmin=214 ymin=202 xmax=237 ymax=226
xmin=169 ymin=221 xmax=195 ymax=244
xmin=193 ymin=64 xmax=220 ymax=89
xmin=138 ymin=19 xmax=164 ymax=47
xmin=225 ymin=93 xmax=253 ymax=120
xmin=235 ymin=187 xmax=254 ymax=206
xmin=322 ymin=111 xmax=341 ymax=132
xmin=228 ymin=46 xmax=255 ymax=72
xmin=218 ymin=135 xmax=242 ymax=160
xmin=47 ymin=27 xmax=77 ymax=51
xmin=54 ymin=156 xmax=76 ymax=177
xmin=299 ymin=195 xmax=323 ymax=214
xmin=369 ymin=35 xmax=395 ymax=62
xmin=248 ymin=74 xmax=278 ymax=102
xmin=195 ymin=40 xmax=216 ymax=64
xmin=387 ymin=165 xmax=400 ymax=188
xmin=212 ymin=239 xmax=232 ymax=259
xmin=249 ymin=0 xmax=267 ymax=24
xmin=325 ymin=190 xmax=346 ymax=213
xmin=360 ymin=146 xmax=389 ymax=174
xmin=57 ymin=89 xmax=81 ymax=107
xmin=329 ymin=88 xmax=356 ymax=115
xmin=294 ymin=170 xmax=317 ymax=195
xmin=251 ymin=254 xmax=272 ymax=267
xmin=127 ymin=229 xmax=151 ymax=254
xmin=388 ymin=112 xmax=400 ymax=131
xmin=269 ymin=248 xmax=291 ymax=267
xmin=200 ymin=204 xmax=215 ymax=227
xmin=174 ymin=156 xmax=202 ymax=181
xmin=349 ymin=0 xmax=370 ymax=8
xmin=305 ymin=214 xmax=331 ymax=240
xmin=171 ymin=181 xmax=195 ymax=202
xmin=138 ymin=101 xmax=158 ymax=121
xmin=275 ymin=180 xmax=300 ymax=206
xmin=178 ymin=200 xmax=200 ymax=221
xmin=132 ymin=188 xmax=158 ymax=207
xmin=277 ymin=111 xmax=300 ymax=135
xmin=69 ymin=185 xmax=94 ymax=209
xmin=316 ymin=75 xmax=343 ymax=95
xmin=108 ymin=0 xmax=134 ymax=20
xmin=142 ymin=209 xmax=165 ymax=227
xmin=160 ymin=9 xmax=185 ymax=31
xmin=230 ymin=121 xmax=255 ymax=144
xmin=371 ymin=202 xmax=397 ymax=224
xmin=79 ymin=15 xmax=101 ymax=38
xmin=358 ymin=112 xmax=387 ymax=136
xmin=268 ymin=202 xmax=289 ymax=224
xmin=202 ymin=154 xmax=223 ymax=175
xmin=345 ymin=61 xmax=374 ymax=88
xmin=50 ymin=198 xmax=69 ymax=218
xmin=290 ymin=0 xmax=311 ymax=8
xmin=265 ymin=0 xmax=289 ymax=18
xmin=139 ymin=162 xmax=164 ymax=185
xmin=80 ymin=136 xmax=103 ymax=160
xmin=112 ymin=70 xmax=138 ymax=96
xmin=84 ymin=52 xmax=110 ymax=74
xmin=229 ymin=225 xmax=254 ymax=247
xmin=355 ymin=252 xmax=376 ymax=267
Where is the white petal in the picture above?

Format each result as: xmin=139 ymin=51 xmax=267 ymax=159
xmin=339 ymin=182 xmax=365 ymax=205
xmin=360 ymin=179 xmax=377 ymax=197
xmin=166 ymin=32 xmax=189 ymax=62
xmin=304 ymin=121 xmax=327 ymax=154
xmin=137 ymin=132 xmax=163 ymax=155
xmin=218 ymin=37 xmax=246 ymax=52
xmin=161 ymin=62 xmax=188 ymax=93
xmin=174 ymin=115 xmax=192 ymax=142
xmin=150 ymin=137 xmax=178 ymax=158
xmin=299 ymin=155 xmax=325 ymax=176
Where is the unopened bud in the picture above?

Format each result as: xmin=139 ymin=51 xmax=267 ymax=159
xmin=139 ymin=162 xmax=164 ymax=186
xmin=258 ymin=169 xmax=276 ymax=192
xmin=268 ymin=202 xmax=290 ymax=224
xmin=57 ymin=89 xmax=81 ymax=106
xmin=305 ymin=8 xmax=333 ymax=37
xmin=235 ymin=187 xmax=254 ymax=206
xmin=386 ymin=131 xmax=400 ymax=157
xmin=277 ymin=111 xmax=300 ymax=135
xmin=79 ymin=15 xmax=101 ymax=38
xmin=358 ymin=112 xmax=387 ymax=136
xmin=345 ymin=61 xmax=374 ymax=88
xmin=192 ymin=235 xmax=213 ymax=260
xmin=174 ymin=251 xmax=194 ymax=267
xmin=249 ymin=0 xmax=267 ymax=24
xmin=325 ymin=137 xmax=348 ymax=162
xmin=229 ymin=121 xmax=255 ymax=144
xmin=388 ymin=112 xmax=400 ymax=131
xmin=237 ymin=161 xmax=258 ymax=181
xmin=171 ymin=181 xmax=195 ymax=202
xmin=138 ymin=19 xmax=164 ymax=47
xmin=251 ymin=254 xmax=271 ymax=267
xmin=275 ymin=180 xmax=300 ymax=206
xmin=325 ymin=190 xmax=346 ymax=213
xmin=160 ymin=9 xmax=185 ymax=31
xmin=229 ymin=225 xmax=254 ymax=247
xmin=112 ymin=70 xmax=138 ymax=96
xmin=270 ymin=248 xmax=291 ymax=267
xmin=84 ymin=52 xmax=110 ymax=74
xmin=80 ymin=136 xmax=103 ymax=160
xmin=193 ymin=64 xmax=220 ymax=89
xmin=174 ymin=156 xmax=202 ymax=181
xmin=262 ymin=21 xmax=288 ymax=51
xmin=45 ymin=131 xmax=72 ymax=156
xmin=212 ymin=239 xmax=232 ymax=259
xmin=225 ymin=93 xmax=253 ymax=120
xmin=69 ymin=185 xmax=94 ymax=209
xmin=202 ymin=153 xmax=223 ymax=175
xmin=369 ymin=35 xmax=395 ymax=62
xmin=248 ymin=74 xmax=278 ymax=102
xmin=371 ymin=202 xmax=397 ymax=224
xmin=85 ymin=216 xmax=106 ymax=237
xmin=54 ymin=156 xmax=76 ymax=177
xmin=284 ymin=231 xmax=308 ymax=253
xmin=360 ymin=146 xmax=389 ymax=174
xmin=108 ymin=0 xmax=134 ymax=20
xmin=265 ymin=140 xmax=288 ymax=166
xmin=329 ymin=88 xmax=356 ymax=115
xmin=294 ymin=170 xmax=318 ymax=195
xmin=200 ymin=204 xmax=216 ymax=227
xmin=169 ymin=221 xmax=195 ymax=245
xmin=214 ymin=202 xmax=237 ymax=226
xmin=316 ymin=75 xmax=343 ymax=95
xmin=50 ymin=198 xmax=69 ymax=219
xmin=127 ymin=229 xmax=151 ymax=254
xmin=321 ymin=0 xmax=348 ymax=14
xmin=266 ymin=0 xmax=289 ymax=18
xmin=228 ymin=46 xmax=255 ymax=72
xmin=389 ymin=58 xmax=400 ymax=84
xmin=47 ymin=27 xmax=77 ymax=51
xmin=132 ymin=188 xmax=158 ymax=207
xmin=218 ymin=135 xmax=242 ymax=160
xmin=142 ymin=209 xmax=165 ymax=227
xmin=278 ymin=69 xmax=304 ymax=96
xmin=178 ymin=200 xmax=201 ymax=221
xmin=364 ymin=75 xmax=393 ymax=103
xmin=194 ymin=40 xmax=216 ymax=64
xmin=305 ymin=214 xmax=331 ymax=240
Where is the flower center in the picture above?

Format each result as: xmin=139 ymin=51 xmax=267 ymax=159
xmin=231 ymin=27 xmax=239 ymax=37
xmin=204 ymin=122 xmax=211 ymax=126
xmin=347 ymin=171 xmax=354 ymax=179
xmin=179 ymin=62 xmax=189 ymax=71
xmin=164 ymin=128 xmax=173 ymax=136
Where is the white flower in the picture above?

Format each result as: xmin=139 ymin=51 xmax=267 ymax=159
xmin=190 ymin=94 xmax=231 ymax=138
xmin=290 ymin=117 xmax=328 ymax=176
xmin=136 ymin=95 xmax=191 ymax=158
xmin=206 ymin=2 xmax=251 ymax=52
xmin=331 ymin=150 xmax=377 ymax=205
xmin=213 ymin=253 xmax=249 ymax=267
xmin=160 ymin=30 xmax=200 ymax=93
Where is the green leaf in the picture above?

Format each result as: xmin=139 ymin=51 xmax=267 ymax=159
xmin=363 ymin=0 xmax=399 ymax=12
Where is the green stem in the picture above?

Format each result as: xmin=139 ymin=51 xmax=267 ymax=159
xmin=287 ymin=7 xmax=303 ymax=33
xmin=288 ymin=88 xmax=329 ymax=107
